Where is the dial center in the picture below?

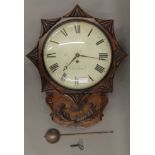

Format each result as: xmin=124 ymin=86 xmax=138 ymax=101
xmin=75 ymin=53 xmax=80 ymax=57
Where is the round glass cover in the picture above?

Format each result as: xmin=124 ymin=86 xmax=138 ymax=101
xmin=43 ymin=20 xmax=112 ymax=90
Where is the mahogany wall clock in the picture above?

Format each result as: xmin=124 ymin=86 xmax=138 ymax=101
xmin=27 ymin=5 xmax=127 ymax=127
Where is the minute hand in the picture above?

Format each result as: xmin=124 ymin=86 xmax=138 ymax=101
xmin=79 ymin=54 xmax=99 ymax=59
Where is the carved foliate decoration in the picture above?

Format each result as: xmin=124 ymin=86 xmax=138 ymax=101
xmin=27 ymin=5 xmax=127 ymax=127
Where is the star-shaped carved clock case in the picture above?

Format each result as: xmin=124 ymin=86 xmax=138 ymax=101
xmin=27 ymin=5 xmax=127 ymax=127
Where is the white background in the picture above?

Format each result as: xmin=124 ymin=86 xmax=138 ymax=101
xmin=0 ymin=0 xmax=155 ymax=155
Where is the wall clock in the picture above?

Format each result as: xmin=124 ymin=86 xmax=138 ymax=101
xmin=27 ymin=5 xmax=127 ymax=127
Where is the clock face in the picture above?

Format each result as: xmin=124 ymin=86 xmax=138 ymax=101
xmin=43 ymin=20 xmax=112 ymax=90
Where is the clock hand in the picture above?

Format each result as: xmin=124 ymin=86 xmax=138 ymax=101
xmin=78 ymin=54 xmax=99 ymax=60
xmin=63 ymin=53 xmax=79 ymax=71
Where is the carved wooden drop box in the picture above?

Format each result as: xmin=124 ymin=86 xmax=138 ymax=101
xmin=27 ymin=5 xmax=127 ymax=127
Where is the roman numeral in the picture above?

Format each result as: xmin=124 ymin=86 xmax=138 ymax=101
xmin=61 ymin=73 xmax=67 ymax=81
xmin=60 ymin=28 xmax=68 ymax=37
xmin=75 ymin=77 xmax=79 ymax=85
xmin=74 ymin=25 xmax=80 ymax=34
xmin=88 ymin=75 xmax=94 ymax=81
xmin=49 ymin=63 xmax=59 ymax=73
xmin=95 ymin=64 xmax=104 ymax=73
xmin=88 ymin=28 xmax=93 ymax=37
xmin=47 ymin=53 xmax=56 ymax=58
xmin=50 ymin=40 xmax=59 ymax=44
xmin=96 ymin=39 xmax=104 ymax=45
xmin=99 ymin=53 xmax=108 ymax=60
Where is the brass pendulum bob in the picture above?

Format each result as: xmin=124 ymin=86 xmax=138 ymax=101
xmin=44 ymin=128 xmax=114 ymax=144
xmin=44 ymin=128 xmax=60 ymax=143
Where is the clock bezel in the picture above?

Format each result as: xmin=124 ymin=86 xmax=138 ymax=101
xmin=40 ymin=18 xmax=113 ymax=91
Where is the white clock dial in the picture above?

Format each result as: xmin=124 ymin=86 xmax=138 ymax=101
xmin=43 ymin=20 xmax=112 ymax=90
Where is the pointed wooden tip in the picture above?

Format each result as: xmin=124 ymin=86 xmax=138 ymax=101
xmin=26 ymin=52 xmax=30 ymax=59
xmin=64 ymin=4 xmax=92 ymax=18
xmin=74 ymin=4 xmax=81 ymax=8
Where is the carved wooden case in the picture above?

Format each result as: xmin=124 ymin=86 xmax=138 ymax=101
xmin=27 ymin=5 xmax=127 ymax=127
